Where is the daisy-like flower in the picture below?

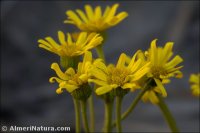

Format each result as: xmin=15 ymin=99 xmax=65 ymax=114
xmin=141 ymin=39 xmax=183 ymax=104
xmin=189 ymin=73 xmax=200 ymax=97
xmin=64 ymin=4 xmax=128 ymax=32
xmin=89 ymin=52 xmax=150 ymax=96
xmin=38 ymin=31 xmax=103 ymax=57
xmin=49 ymin=51 xmax=95 ymax=100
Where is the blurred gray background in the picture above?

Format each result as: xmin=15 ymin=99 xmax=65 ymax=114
xmin=1 ymin=1 xmax=199 ymax=132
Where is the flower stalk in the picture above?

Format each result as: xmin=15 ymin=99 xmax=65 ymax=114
xmin=104 ymin=100 xmax=113 ymax=132
xmin=116 ymin=96 xmax=122 ymax=132
xmin=60 ymin=56 xmax=80 ymax=69
xmin=80 ymin=100 xmax=90 ymax=133
xmin=112 ymin=78 xmax=153 ymax=127
xmin=89 ymin=94 xmax=95 ymax=132
xmin=157 ymin=95 xmax=179 ymax=133
xmin=96 ymin=32 xmax=107 ymax=61
xmin=73 ymin=98 xmax=81 ymax=133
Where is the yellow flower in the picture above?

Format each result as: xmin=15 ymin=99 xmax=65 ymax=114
xmin=141 ymin=39 xmax=183 ymax=104
xmin=49 ymin=51 xmax=94 ymax=95
xmin=89 ymin=52 xmax=150 ymax=95
xmin=38 ymin=31 xmax=103 ymax=57
xmin=189 ymin=73 xmax=200 ymax=97
xmin=64 ymin=4 xmax=128 ymax=32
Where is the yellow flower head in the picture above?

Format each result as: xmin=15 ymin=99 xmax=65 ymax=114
xmin=189 ymin=73 xmax=200 ymax=97
xmin=89 ymin=51 xmax=150 ymax=96
xmin=141 ymin=39 xmax=183 ymax=104
xmin=38 ymin=31 xmax=103 ymax=57
xmin=49 ymin=51 xmax=93 ymax=95
xmin=64 ymin=4 xmax=128 ymax=32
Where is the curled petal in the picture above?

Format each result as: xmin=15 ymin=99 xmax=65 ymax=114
xmin=51 ymin=63 xmax=69 ymax=80
xmin=49 ymin=77 xmax=63 ymax=83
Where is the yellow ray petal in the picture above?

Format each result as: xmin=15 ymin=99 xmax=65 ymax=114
xmin=103 ymin=6 xmax=111 ymax=18
xmin=58 ymin=31 xmax=66 ymax=45
xmin=122 ymin=83 xmax=136 ymax=89
xmin=105 ymin=4 xmax=119 ymax=21
xmin=160 ymin=42 xmax=174 ymax=64
xmin=88 ymin=79 xmax=107 ymax=86
xmin=38 ymin=39 xmax=52 ymax=48
xmin=166 ymin=66 xmax=183 ymax=73
xmin=149 ymin=91 xmax=159 ymax=104
xmin=116 ymin=53 xmax=126 ymax=68
xmin=83 ymin=38 xmax=103 ymax=50
xmin=142 ymin=91 xmax=149 ymax=102
xmin=113 ymin=11 xmax=128 ymax=25
xmin=83 ymin=62 xmax=92 ymax=73
xmin=156 ymin=48 xmax=163 ymax=66
xmin=93 ymin=60 xmax=108 ymax=74
xmin=76 ymin=9 xmax=88 ymax=23
xmin=130 ymin=59 xmax=142 ymax=73
xmin=150 ymin=39 xmax=158 ymax=65
xmin=51 ymin=63 xmax=69 ymax=80
xmin=154 ymin=78 xmax=167 ymax=97
xmin=174 ymin=71 xmax=183 ymax=78
xmin=85 ymin=5 xmax=94 ymax=21
xmin=68 ymin=80 xmax=78 ymax=86
xmin=79 ymin=74 xmax=88 ymax=82
xmin=45 ymin=37 xmax=60 ymax=49
xmin=66 ymin=10 xmax=82 ymax=24
xmin=38 ymin=44 xmax=53 ymax=53
xmin=83 ymin=51 xmax=92 ymax=63
xmin=81 ymin=52 xmax=92 ymax=73
xmin=76 ymin=32 xmax=87 ymax=45
xmin=162 ymin=79 xmax=171 ymax=84
xmin=67 ymin=33 xmax=73 ymax=44
xmin=60 ymin=82 xmax=79 ymax=93
xmin=95 ymin=85 xmax=113 ymax=95
xmin=128 ymin=50 xmax=142 ymax=69
xmin=64 ymin=20 xmax=75 ymax=24
xmin=95 ymin=6 xmax=102 ymax=19
xmin=90 ymin=68 xmax=107 ymax=81
xmin=87 ymin=32 xmax=97 ymax=40
xmin=165 ymin=55 xmax=183 ymax=69
xmin=49 ymin=77 xmax=63 ymax=83
xmin=56 ymin=87 xmax=64 ymax=94
xmin=132 ymin=67 xmax=150 ymax=81
xmin=65 ymin=67 xmax=75 ymax=76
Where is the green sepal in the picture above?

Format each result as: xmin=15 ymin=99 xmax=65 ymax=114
xmin=71 ymin=83 xmax=92 ymax=101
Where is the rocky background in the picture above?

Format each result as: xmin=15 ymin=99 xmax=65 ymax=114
xmin=1 ymin=1 xmax=199 ymax=132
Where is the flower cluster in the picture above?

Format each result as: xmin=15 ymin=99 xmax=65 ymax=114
xmin=37 ymin=3 xmax=190 ymax=133
xmin=38 ymin=31 xmax=103 ymax=57
xmin=89 ymin=52 xmax=150 ymax=96
xmin=141 ymin=39 xmax=183 ymax=104
xmin=64 ymin=4 xmax=128 ymax=32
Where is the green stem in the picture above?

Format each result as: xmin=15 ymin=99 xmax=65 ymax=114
xmin=116 ymin=96 xmax=122 ymax=132
xmin=73 ymin=98 xmax=81 ymax=133
xmin=89 ymin=94 xmax=95 ymax=132
xmin=104 ymin=100 xmax=113 ymax=132
xmin=60 ymin=56 xmax=80 ymax=69
xmin=121 ymin=88 xmax=146 ymax=120
xmin=112 ymin=79 xmax=153 ymax=127
xmin=157 ymin=95 xmax=179 ymax=133
xmin=96 ymin=45 xmax=105 ymax=61
xmin=80 ymin=100 xmax=90 ymax=132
